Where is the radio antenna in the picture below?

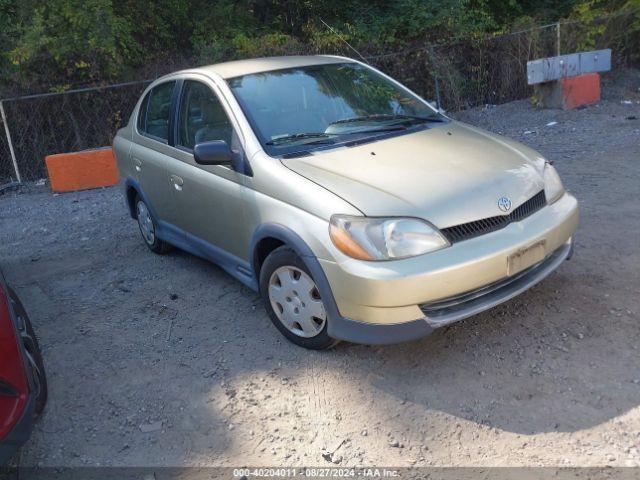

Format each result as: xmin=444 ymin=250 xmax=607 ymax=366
xmin=319 ymin=18 xmax=369 ymax=64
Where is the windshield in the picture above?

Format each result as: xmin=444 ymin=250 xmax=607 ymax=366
xmin=227 ymin=62 xmax=443 ymax=156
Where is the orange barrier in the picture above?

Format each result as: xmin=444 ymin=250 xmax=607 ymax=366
xmin=560 ymin=73 xmax=601 ymax=110
xmin=45 ymin=147 xmax=119 ymax=193
xmin=534 ymin=72 xmax=601 ymax=110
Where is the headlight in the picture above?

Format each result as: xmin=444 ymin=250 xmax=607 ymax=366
xmin=543 ymin=162 xmax=565 ymax=204
xmin=329 ymin=215 xmax=449 ymax=261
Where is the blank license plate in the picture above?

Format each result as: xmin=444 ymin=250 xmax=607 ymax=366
xmin=507 ymin=240 xmax=546 ymax=276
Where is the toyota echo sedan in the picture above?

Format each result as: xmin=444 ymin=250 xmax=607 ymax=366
xmin=113 ymin=55 xmax=578 ymax=349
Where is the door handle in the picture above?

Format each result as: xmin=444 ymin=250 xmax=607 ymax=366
xmin=170 ymin=175 xmax=184 ymax=191
xmin=133 ymin=157 xmax=143 ymax=172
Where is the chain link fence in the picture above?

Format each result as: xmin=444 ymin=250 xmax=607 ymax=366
xmin=0 ymin=81 xmax=150 ymax=183
xmin=371 ymin=11 xmax=637 ymax=111
xmin=0 ymin=12 xmax=636 ymax=184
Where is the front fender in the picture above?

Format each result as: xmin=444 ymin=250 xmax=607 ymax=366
xmin=249 ymin=223 xmax=433 ymax=344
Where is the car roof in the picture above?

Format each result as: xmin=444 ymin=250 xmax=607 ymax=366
xmin=182 ymin=55 xmax=353 ymax=80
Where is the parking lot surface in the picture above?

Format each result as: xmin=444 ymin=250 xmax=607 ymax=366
xmin=1 ymin=73 xmax=639 ymax=467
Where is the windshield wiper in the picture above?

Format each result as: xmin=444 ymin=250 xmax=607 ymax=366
xmin=267 ymin=115 xmax=442 ymax=149
xmin=338 ymin=125 xmax=409 ymax=134
xmin=265 ymin=132 xmax=336 ymax=145
xmin=331 ymin=114 xmax=445 ymax=125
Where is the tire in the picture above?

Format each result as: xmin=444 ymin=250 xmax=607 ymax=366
xmin=8 ymin=288 xmax=47 ymax=416
xmin=135 ymin=195 xmax=172 ymax=254
xmin=259 ymin=246 xmax=339 ymax=350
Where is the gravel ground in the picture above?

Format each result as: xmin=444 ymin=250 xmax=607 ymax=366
xmin=1 ymin=71 xmax=639 ymax=468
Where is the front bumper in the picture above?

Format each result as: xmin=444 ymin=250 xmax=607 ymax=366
xmin=420 ymin=238 xmax=572 ymax=327
xmin=322 ymin=192 xmax=578 ymax=344
xmin=328 ymin=238 xmax=573 ymax=344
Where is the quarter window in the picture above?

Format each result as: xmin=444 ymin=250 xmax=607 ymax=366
xmin=177 ymin=81 xmax=233 ymax=149
xmin=137 ymin=81 xmax=176 ymax=142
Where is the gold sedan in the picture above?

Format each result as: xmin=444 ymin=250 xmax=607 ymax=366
xmin=113 ymin=55 xmax=578 ymax=349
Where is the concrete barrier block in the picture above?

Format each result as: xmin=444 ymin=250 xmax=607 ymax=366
xmin=534 ymin=73 xmax=601 ymax=110
xmin=560 ymin=72 xmax=601 ymax=109
xmin=45 ymin=147 xmax=119 ymax=193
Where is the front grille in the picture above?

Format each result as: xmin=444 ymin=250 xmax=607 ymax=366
xmin=441 ymin=190 xmax=546 ymax=244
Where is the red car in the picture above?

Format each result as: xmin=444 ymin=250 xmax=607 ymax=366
xmin=0 ymin=268 xmax=47 ymax=464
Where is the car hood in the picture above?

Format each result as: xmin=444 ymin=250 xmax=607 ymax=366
xmin=282 ymin=121 xmax=547 ymax=228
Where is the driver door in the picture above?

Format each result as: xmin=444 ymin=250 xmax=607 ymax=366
xmin=165 ymin=79 xmax=249 ymax=260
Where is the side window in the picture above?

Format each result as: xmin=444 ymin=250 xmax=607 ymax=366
xmin=137 ymin=81 xmax=176 ymax=142
xmin=177 ymin=81 xmax=233 ymax=150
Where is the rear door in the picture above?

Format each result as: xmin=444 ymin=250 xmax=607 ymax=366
xmin=130 ymin=80 xmax=178 ymax=223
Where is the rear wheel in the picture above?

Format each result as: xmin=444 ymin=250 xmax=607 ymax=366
xmin=135 ymin=196 xmax=172 ymax=254
xmin=259 ymin=246 xmax=338 ymax=350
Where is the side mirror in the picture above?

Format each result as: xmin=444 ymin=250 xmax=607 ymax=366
xmin=193 ymin=140 xmax=233 ymax=165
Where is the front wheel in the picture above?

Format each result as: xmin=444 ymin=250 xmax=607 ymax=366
xmin=259 ymin=246 xmax=338 ymax=350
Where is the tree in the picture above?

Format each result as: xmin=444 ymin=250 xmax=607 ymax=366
xmin=7 ymin=0 xmax=137 ymax=90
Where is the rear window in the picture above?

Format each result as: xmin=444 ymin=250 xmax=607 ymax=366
xmin=137 ymin=81 xmax=176 ymax=142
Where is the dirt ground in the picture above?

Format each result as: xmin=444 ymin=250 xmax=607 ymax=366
xmin=1 ymin=71 xmax=639 ymax=468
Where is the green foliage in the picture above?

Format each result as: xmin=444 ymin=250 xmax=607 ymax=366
xmin=0 ymin=0 xmax=636 ymax=93
xmin=7 ymin=0 xmax=138 ymax=89
xmin=568 ymin=0 xmax=640 ymax=59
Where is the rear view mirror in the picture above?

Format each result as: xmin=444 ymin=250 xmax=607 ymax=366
xmin=193 ymin=140 xmax=233 ymax=165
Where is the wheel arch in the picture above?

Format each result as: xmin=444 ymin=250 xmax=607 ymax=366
xmin=124 ymin=177 xmax=142 ymax=219
xmin=125 ymin=185 xmax=138 ymax=219
xmin=249 ymin=224 xmax=318 ymax=278
xmin=252 ymin=237 xmax=286 ymax=277
xmin=249 ymin=223 xmax=344 ymax=334
xmin=124 ymin=177 xmax=160 ymax=222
